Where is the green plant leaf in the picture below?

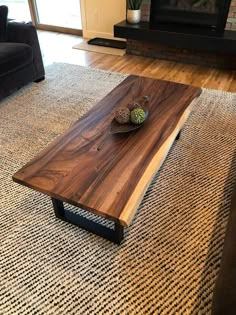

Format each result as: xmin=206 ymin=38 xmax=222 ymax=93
xmin=129 ymin=0 xmax=134 ymax=9
xmin=128 ymin=0 xmax=142 ymax=10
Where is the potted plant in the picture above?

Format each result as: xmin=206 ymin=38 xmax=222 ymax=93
xmin=127 ymin=0 xmax=143 ymax=24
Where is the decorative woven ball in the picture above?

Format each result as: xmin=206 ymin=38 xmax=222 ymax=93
xmin=128 ymin=102 xmax=142 ymax=111
xmin=114 ymin=108 xmax=130 ymax=124
xmin=130 ymin=108 xmax=146 ymax=125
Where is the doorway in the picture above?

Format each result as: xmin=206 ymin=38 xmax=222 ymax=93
xmin=30 ymin=0 xmax=82 ymax=35
xmin=2 ymin=0 xmax=82 ymax=35
xmin=1 ymin=0 xmax=31 ymax=21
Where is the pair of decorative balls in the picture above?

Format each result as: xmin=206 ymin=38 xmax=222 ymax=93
xmin=115 ymin=103 xmax=146 ymax=125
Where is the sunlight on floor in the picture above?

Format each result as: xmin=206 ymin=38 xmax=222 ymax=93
xmin=38 ymin=31 xmax=88 ymax=67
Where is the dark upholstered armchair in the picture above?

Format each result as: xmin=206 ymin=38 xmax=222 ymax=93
xmin=0 ymin=5 xmax=45 ymax=101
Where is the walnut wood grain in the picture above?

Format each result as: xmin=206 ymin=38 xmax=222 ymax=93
xmin=13 ymin=76 xmax=202 ymax=226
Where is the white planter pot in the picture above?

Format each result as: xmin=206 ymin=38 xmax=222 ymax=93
xmin=127 ymin=9 xmax=141 ymax=24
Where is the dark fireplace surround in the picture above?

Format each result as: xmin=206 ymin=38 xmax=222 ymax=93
xmin=114 ymin=0 xmax=236 ymax=69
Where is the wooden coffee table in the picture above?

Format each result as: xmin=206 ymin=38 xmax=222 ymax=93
xmin=13 ymin=76 xmax=201 ymax=244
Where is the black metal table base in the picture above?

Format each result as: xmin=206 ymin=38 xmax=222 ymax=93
xmin=51 ymin=198 xmax=124 ymax=244
xmin=176 ymin=130 xmax=181 ymax=140
xmin=51 ymin=131 xmax=181 ymax=244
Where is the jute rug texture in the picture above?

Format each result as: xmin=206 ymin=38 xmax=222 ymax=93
xmin=0 ymin=63 xmax=236 ymax=314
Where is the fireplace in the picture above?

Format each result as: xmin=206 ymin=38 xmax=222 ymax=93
xmin=114 ymin=0 xmax=236 ymax=69
xmin=150 ymin=0 xmax=232 ymax=34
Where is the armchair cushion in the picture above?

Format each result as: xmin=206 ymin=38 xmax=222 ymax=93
xmin=0 ymin=5 xmax=8 ymax=42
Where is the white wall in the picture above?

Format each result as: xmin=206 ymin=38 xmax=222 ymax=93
xmin=80 ymin=0 xmax=126 ymax=39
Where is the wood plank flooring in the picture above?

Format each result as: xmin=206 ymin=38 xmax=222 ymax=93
xmin=38 ymin=31 xmax=236 ymax=92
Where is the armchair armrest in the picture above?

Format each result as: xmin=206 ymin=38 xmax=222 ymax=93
xmin=7 ymin=22 xmax=45 ymax=78
xmin=7 ymin=22 xmax=37 ymax=45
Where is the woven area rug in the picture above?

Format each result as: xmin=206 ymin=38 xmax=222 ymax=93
xmin=0 ymin=63 xmax=236 ymax=314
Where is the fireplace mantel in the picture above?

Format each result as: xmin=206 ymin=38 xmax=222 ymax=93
xmin=114 ymin=20 xmax=236 ymax=54
xmin=114 ymin=20 xmax=236 ymax=69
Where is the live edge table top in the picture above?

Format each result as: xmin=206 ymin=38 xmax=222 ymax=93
xmin=13 ymin=76 xmax=201 ymax=227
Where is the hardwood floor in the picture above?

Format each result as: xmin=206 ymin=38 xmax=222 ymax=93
xmin=38 ymin=31 xmax=236 ymax=92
